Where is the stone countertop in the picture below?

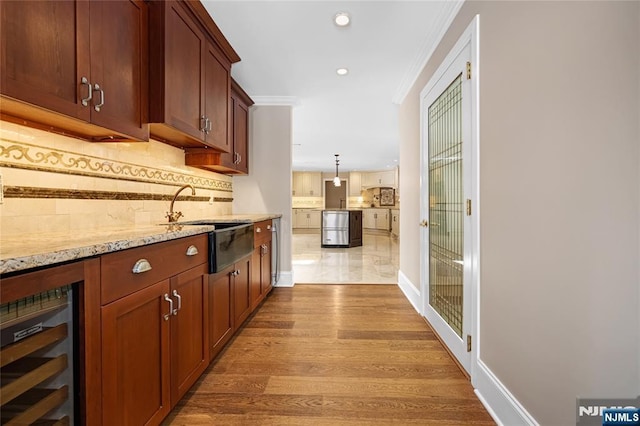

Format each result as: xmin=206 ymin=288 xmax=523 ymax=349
xmin=0 ymin=213 xmax=282 ymax=275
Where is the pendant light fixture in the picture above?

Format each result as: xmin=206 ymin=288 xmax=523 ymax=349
xmin=333 ymin=154 xmax=341 ymax=187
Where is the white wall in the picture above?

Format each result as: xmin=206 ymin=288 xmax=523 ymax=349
xmin=233 ymin=105 xmax=293 ymax=285
xmin=399 ymin=1 xmax=640 ymax=424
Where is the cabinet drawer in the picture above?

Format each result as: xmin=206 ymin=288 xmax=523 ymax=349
xmin=253 ymin=220 xmax=272 ymax=247
xmin=101 ymin=235 xmax=207 ymax=304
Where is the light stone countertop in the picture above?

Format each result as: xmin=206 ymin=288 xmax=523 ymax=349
xmin=0 ymin=213 xmax=282 ymax=275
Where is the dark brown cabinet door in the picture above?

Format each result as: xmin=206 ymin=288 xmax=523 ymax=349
xmin=209 ymin=266 xmax=234 ymax=361
xmin=160 ymin=1 xmax=205 ymax=141
xmin=204 ymin=43 xmax=231 ymax=152
xmin=89 ymin=0 xmax=148 ymax=141
xmin=233 ymin=94 xmax=249 ymax=173
xmin=170 ymin=264 xmax=209 ymax=404
xmin=250 ymin=246 xmax=262 ymax=310
xmin=349 ymin=211 xmax=363 ymax=247
xmin=1 ymin=0 xmax=90 ymax=120
xmin=233 ymin=256 xmax=252 ymax=328
xmin=101 ymin=280 xmax=171 ymax=426
xmin=261 ymin=240 xmax=273 ymax=296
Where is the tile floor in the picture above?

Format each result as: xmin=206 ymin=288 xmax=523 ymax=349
xmin=292 ymin=229 xmax=399 ymax=284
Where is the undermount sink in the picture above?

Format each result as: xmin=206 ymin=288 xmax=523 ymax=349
xmin=171 ymin=220 xmax=252 ymax=230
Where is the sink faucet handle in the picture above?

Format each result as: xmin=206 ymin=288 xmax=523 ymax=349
xmin=166 ymin=211 xmax=183 ymax=223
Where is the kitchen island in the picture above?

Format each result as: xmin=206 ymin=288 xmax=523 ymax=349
xmin=321 ymin=210 xmax=362 ymax=248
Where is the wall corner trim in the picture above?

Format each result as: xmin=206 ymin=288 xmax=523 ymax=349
xmin=273 ymin=271 xmax=294 ymax=287
xmin=474 ymin=359 xmax=539 ymax=426
xmin=397 ymin=270 xmax=422 ymax=314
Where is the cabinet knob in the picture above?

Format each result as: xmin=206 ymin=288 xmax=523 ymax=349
xmin=185 ymin=245 xmax=199 ymax=256
xmin=132 ymin=258 xmax=152 ymax=274
xmin=419 ymin=220 xmax=429 ymax=227
xmin=256 ymin=227 xmax=261 ymax=233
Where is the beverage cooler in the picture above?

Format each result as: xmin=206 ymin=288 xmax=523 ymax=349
xmin=0 ymin=282 xmax=77 ymax=425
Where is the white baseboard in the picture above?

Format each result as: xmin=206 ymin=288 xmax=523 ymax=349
xmin=273 ymin=271 xmax=294 ymax=287
xmin=397 ymin=270 xmax=422 ymax=315
xmin=474 ymin=359 xmax=538 ymax=426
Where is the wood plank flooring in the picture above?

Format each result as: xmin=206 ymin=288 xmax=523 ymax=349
xmin=164 ymin=285 xmax=494 ymax=425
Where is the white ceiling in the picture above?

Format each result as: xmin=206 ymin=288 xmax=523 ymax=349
xmin=202 ymin=1 xmax=462 ymax=172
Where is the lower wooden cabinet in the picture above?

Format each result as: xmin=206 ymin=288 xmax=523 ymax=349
xmin=101 ymin=280 xmax=171 ymax=425
xmin=170 ymin=264 xmax=209 ymax=404
xmin=232 ymin=255 xmax=252 ymax=328
xmin=208 ymin=265 xmax=234 ymax=361
xmin=251 ymin=220 xmax=273 ymax=310
xmin=101 ymin=263 xmax=208 ymax=425
xmin=100 ymin=235 xmax=209 ymax=425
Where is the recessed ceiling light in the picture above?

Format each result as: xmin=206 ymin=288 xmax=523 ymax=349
xmin=334 ymin=12 xmax=350 ymax=27
xmin=336 ymin=68 xmax=349 ymax=76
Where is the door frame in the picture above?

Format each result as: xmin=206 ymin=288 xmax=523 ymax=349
xmin=419 ymin=15 xmax=480 ymax=380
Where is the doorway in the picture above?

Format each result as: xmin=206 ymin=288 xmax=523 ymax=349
xmin=419 ymin=16 xmax=479 ymax=376
xmin=325 ymin=179 xmax=346 ymax=209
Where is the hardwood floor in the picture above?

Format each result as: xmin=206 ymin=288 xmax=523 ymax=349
xmin=164 ymin=285 xmax=494 ymax=425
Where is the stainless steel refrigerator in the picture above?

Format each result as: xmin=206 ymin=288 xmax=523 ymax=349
xmin=322 ymin=210 xmax=349 ymax=247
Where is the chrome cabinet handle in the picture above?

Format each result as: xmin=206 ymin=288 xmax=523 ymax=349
xmin=233 ymin=152 xmax=239 ymax=164
xmin=186 ymin=245 xmax=199 ymax=256
xmin=237 ymin=153 xmax=241 ymax=164
xmin=132 ymin=258 xmax=152 ymax=274
xmin=200 ymin=116 xmax=207 ymax=133
xmin=93 ymin=83 xmax=105 ymax=111
xmin=80 ymin=77 xmax=92 ymax=106
xmin=206 ymin=118 xmax=212 ymax=133
xmin=172 ymin=290 xmax=181 ymax=315
xmin=163 ymin=294 xmax=173 ymax=321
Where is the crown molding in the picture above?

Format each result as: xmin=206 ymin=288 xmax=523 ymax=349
xmin=392 ymin=0 xmax=465 ymax=105
xmin=251 ymin=96 xmax=301 ymax=106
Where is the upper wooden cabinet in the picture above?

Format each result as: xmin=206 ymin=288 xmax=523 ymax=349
xmin=185 ymin=78 xmax=253 ymax=174
xmin=149 ymin=0 xmax=239 ymax=152
xmin=0 ymin=0 xmax=149 ymax=141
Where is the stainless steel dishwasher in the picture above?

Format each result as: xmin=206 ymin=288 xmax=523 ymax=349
xmin=321 ymin=210 xmax=349 ymax=247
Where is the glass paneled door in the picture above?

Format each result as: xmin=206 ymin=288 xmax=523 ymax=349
xmin=428 ymin=75 xmax=464 ymax=337
xmin=420 ymin=21 xmax=477 ymax=374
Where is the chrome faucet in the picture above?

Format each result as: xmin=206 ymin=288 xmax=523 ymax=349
xmin=166 ymin=184 xmax=196 ymax=223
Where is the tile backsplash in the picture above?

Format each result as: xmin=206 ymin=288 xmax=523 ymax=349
xmin=0 ymin=121 xmax=233 ymax=236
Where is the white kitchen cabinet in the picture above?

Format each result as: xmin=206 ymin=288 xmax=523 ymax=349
xmin=348 ymin=172 xmax=362 ymax=196
xmin=363 ymin=209 xmax=390 ymax=231
xmin=391 ymin=210 xmax=399 ymax=237
xmin=292 ymin=172 xmax=322 ymax=196
xmin=308 ymin=210 xmax=321 ymax=228
xmin=361 ymin=169 xmax=397 ymax=189
xmin=293 ymin=209 xmax=321 ymax=229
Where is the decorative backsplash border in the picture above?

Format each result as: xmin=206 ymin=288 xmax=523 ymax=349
xmin=4 ymin=186 xmax=233 ymax=202
xmin=0 ymin=138 xmax=233 ymax=192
